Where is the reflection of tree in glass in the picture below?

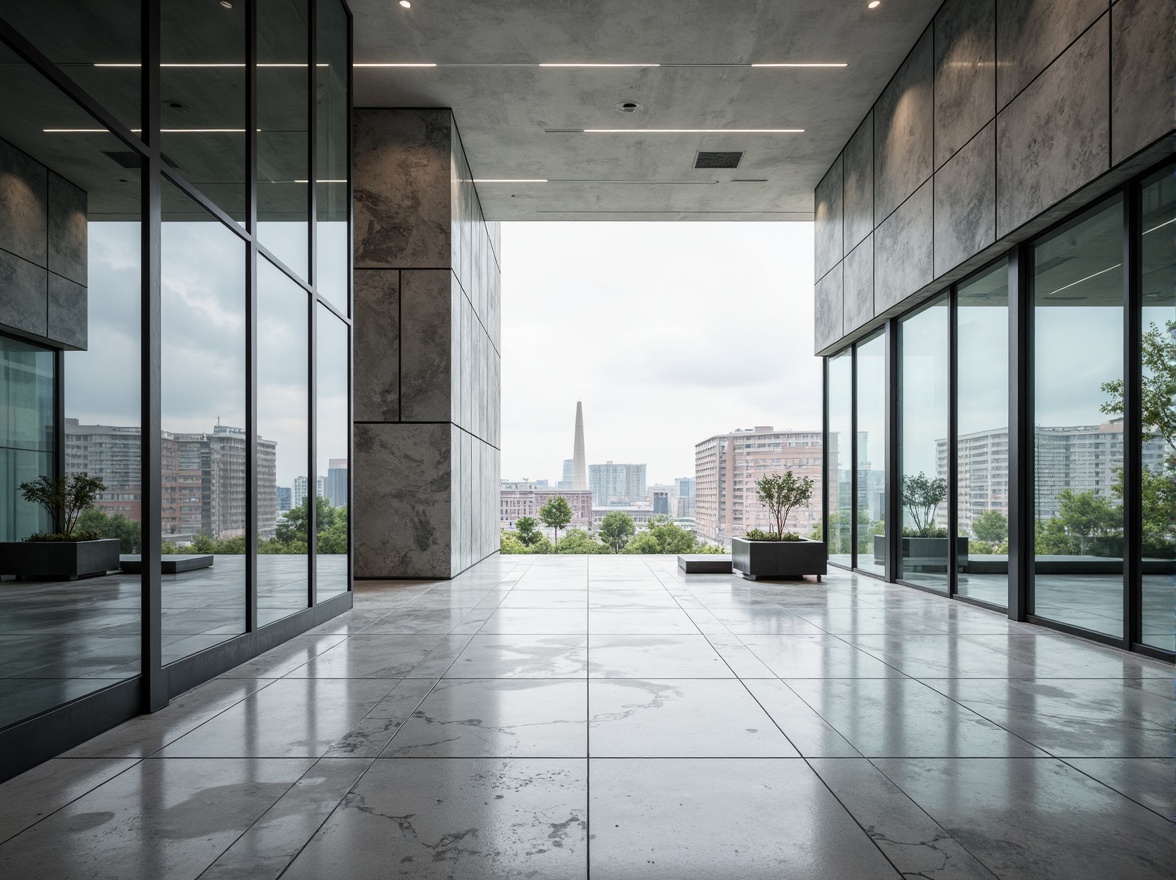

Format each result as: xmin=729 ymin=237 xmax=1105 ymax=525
xmin=901 ymin=472 xmax=947 ymax=537
xmin=1101 ymin=320 xmax=1176 ymax=453
xmin=971 ymin=509 xmax=1008 ymax=543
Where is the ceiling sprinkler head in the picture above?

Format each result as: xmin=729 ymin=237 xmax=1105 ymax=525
xmin=616 ymin=101 xmax=641 ymax=113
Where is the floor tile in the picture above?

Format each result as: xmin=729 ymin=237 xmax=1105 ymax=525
xmin=478 ymin=608 xmax=588 ymax=634
xmin=0 ymin=758 xmax=139 ymax=844
xmin=444 ymin=634 xmax=589 ymax=678
xmin=588 ymin=608 xmax=698 ymax=635
xmin=1062 ymin=757 xmax=1175 ymax=817
xmin=588 ymin=635 xmax=733 ymax=678
xmin=739 ymin=634 xmax=905 ymax=677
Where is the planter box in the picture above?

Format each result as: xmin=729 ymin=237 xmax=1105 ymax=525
xmin=874 ymin=535 xmax=970 ymax=572
xmin=0 ymin=539 xmax=121 ymax=580
xmin=731 ymin=537 xmax=827 ymax=581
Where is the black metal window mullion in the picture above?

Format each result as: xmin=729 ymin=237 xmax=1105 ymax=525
xmin=308 ymin=285 xmax=318 ymax=609
xmin=308 ymin=0 xmax=318 ymax=293
xmin=307 ymin=0 xmax=320 ymax=609
xmin=822 ymin=356 xmax=830 ymax=567
xmin=849 ymin=344 xmax=858 ymax=570
xmin=1123 ymin=181 xmax=1143 ymax=651
xmin=1007 ymin=244 xmax=1032 ymax=621
xmin=947 ymin=285 xmax=959 ymax=597
xmin=885 ymin=318 xmax=900 ymax=584
xmin=245 ymin=0 xmax=259 ymax=633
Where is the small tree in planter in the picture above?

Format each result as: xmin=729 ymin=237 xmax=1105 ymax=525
xmin=20 ymin=473 xmax=107 ymax=541
xmin=753 ymin=471 xmax=815 ymax=540
xmin=900 ymin=472 xmax=948 ymax=536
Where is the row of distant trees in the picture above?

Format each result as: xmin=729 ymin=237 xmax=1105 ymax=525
xmin=501 ymin=497 xmax=723 ymax=555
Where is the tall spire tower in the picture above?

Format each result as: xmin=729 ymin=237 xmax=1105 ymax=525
xmin=572 ymin=401 xmax=587 ymax=490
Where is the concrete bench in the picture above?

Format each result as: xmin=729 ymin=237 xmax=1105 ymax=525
xmin=678 ymin=554 xmax=733 ymax=574
xmin=121 ymin=554 xmax=215 ymax=574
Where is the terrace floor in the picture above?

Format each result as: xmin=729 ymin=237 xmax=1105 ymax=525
xmin=0 ymin=554 xmax=1172 ymax=879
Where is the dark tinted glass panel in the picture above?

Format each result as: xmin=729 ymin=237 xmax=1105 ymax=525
xmin=316 ymin=0 xmax=349 ymax=311
xmin=160 ymin=181 xmax=246 ymax=662
xmin=161 ymin=1 xmax=247 ymax=221
xmin=855 ymin=332 xmax=886 ymax=576
xmin=899 ymin=295 xmax=949 ymax=591
xmin=0 ymin=45 xmax=141 ymax=728
xmin=258 ymin=257 xmax=309 ymax=625
xmin=955 ymin=262 xmax=1009 ymax=607
xmin=258 ymin=0 xmax=309 ymax=277
xmin=1032 ymin=197 xmax=1124 ymax=637
xmin=0 ymin=0 xmax=141 ymax=136
xmin=1139 ymin=169 xmax=1175 ymax=652
xmin=827 ymin=350 xmax=853 ymax=567
xmin=315 ymin=305 xmax=348 ymax=600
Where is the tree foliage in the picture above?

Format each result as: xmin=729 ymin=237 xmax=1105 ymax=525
xmin=1101 ymin=320 xmax=1176 ymax=453
xmin=622 ymin=516 xmax=698 ymax=555
xmin=901 ymin=472 xmax=948 ymax=537
xmin=19 ymin=472 xmax=107 ymax=540
xmin=753 ymin=471 xmax=815 ymax=538
xmin=1036 ymin=489 xmax=1121 ymax=556
xmin=971 ymin=509 xmax=1008 ymax=544
xmin=76 ymin=508 xmax=141 ymax=553
xmin=538 ymin=496 xmax=574 ymax=543
xmin=555 ymin=529 xmax=609 ymax=554
xmin=514 ymin=516 xmax=542 ymax=546
xmin=599 ymin=510 xmax=635 ymax=553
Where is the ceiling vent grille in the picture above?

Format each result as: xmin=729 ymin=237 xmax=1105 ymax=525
xmin=694 ymin=151 xmax=743 ymax=169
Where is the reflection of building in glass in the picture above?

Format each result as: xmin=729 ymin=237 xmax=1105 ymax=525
xmin=276 ymin=486 xmax=292 ymax=512
xmin=293 ymin=475 xmax=309 ymax=509
xmin=588 ymin=462 xmax=647 ymax=507
xmin=695 ymin=427 xmax=823 ymax=544
xmin=325 ymin=458 xmax=348 ymax=508
xmin=64 ymin=420 xmax=142 ymax=520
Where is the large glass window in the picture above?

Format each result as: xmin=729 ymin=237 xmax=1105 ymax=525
xmin=258 ymin=258 xmax=309 ymax=625
xmin=898 ymin=295 xmax=950 ymax=591
xmin=160 ymin=181 xmax=247 ymax=663
xmin=827 ymin=351 xmax=853 ymax=567
xmin=955 ymin=262 xmax=1009 ymax=608
xmin=316 ymin=0 xmax=350 ymax=312
xmin=315 ymin=304 xmax=348 ymax=601
xmin=0 ymin=336 xmax=54 ymax=543
xmin=855 ymin=332 xmax=886 ymax=576
xmin=257 ymin=0 xmax=310 ymax=277
xmin=1032 ymin=197 xmax=1125 ymax=637
xmin=1138 ymin=169 xmax=1175 ymax=652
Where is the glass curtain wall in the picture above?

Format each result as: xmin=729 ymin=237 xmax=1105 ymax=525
xmin=855 ymin=332 xmax=887 ymax=576
xmin=954 ymin=262 xmax=1009 ymax=607
xmin=1031 ymin=197 xmax=1125 ymax=638
xmin=827 ymin=351 xmax=853 ymax=568
xmin=898 ymin=296 xmax=950 ymax=591
xmin=1138 ymin=170 xmax=1175 ymax=652
xmin=0 ymin=0 xmax=351 ymax=756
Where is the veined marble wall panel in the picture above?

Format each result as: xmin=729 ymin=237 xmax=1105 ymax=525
xmin=1111 ymin=0 xmax=1176 ymax=165
xmin=843 ymin=235 xmax=874 ymax=334
xmin=47 ymin=173 xmax=87 ymax=287
xmin=47 ymin=274 xmax=86 ymax=350
xmin=935 ymin=121 xmax=997 ymax=277
xmin=874 ymin=26 xmax=933 ymax=222
xmin=0 ymin=249 xmax=47 ymax=337
xmin=354 ymin=422 xmax=452 ymax=579
xmin=354 ymin=108 xmax=452 ymax=269
xmin=842 ymin=113 xmax=873 ymax=253
xmin=814 ymin=263 xmax=843 ymax=352
xmin=399 ymin=269 xmax=453 ymax=422
xmin=935 ymin=0 xmax=996 ymax=168
xmin=996 ymin=0 xmax=1108 ymax=110
xmin=814 ymin=155 xmax=842 ymax=281
xmin=0 ymin=138 xmax=47 ymax=266
xmin=353 ymin=270 xmax=400 ymax=422
xmin=875 ymin=180 xmax=933 ymax=314
xmin=997 ymin=16 xmax=1109 ymax=236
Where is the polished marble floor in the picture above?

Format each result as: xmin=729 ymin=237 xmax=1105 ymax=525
xmin=0 ymin=554 xmax=1172 ymax=878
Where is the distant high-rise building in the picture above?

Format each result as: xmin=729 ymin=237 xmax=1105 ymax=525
xmin=572 ymin=402 xmax=587 ymax=490
xmin=694 ymin=427 xmax=823 ymax=545
xmin=675 ymin=477 xmax=696 ymax=517
xmin=64 ymin=420 xmax=143 ymax=520
xmin=293 ymin=475 xmax=309 ymax=509
xmin=325 ymin=458 xmax=348 ymax=508
xmin=277 ymin=486 xmax=293 ymax=512
xmin=589 ymin=462 xmax=647 ymax=507
xmin=652 ymin=490 xmax=670 ymax=515
xmin=558 ymin=458 xmax=574 ymax=490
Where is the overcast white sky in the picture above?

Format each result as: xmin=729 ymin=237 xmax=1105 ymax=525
xmin=501 ymin=222 xmax=823 ymax=486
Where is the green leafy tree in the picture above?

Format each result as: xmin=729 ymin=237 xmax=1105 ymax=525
xmin=599 ymin=510 xmax=635 ymax=553
xmin=76 ymin=507 xmax=142 ymax=553
xmin=500 ymin=531 xmax=530 ymax=554
xmin=971 ymin=509 xmax=1009 ymax=544
xmin=1112 ymin=467 xmax=1176 ymax=558
xmin=514 ymin=516 xmax=542 ymax=547
xmin=901 ymin=472 xmax=948 ymax=537
xmin=190 ymin=533 xmax=215 ymax=554
xmin=1038 ymin=489 xmax=1121 ymax=556
xmin=556 ymin=529 xmax=608 ymax=554
xmin=539 ymin=496 xmax=574 ymax=544
xmin=1101 ymin=320 xmax=1176 ymax=453
xmin=753 ymin=471 xmax=815 ymax=538
xmin=623 ymin=516 xmax=697 ymax=554
xmin=19 ymin=472 xmax=107 ymax=539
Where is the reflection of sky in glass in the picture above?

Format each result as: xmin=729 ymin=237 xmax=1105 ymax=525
xmin=316 ymin=305 xmax=349 ymax=477
xmin=957 ymin=304 xmax=1007 ymax=436
xmin=65 ymin=223 xmax=141 ymax=426
xmin=1036 ymin=307 xmax=1122 ymax=426
xmin=900 ymin=298 xmax=948 ymax=478
xmin=161 ymin=220 xmax=246 ymax=432
xmin=259 ymin=257 xmax=309 ymax=487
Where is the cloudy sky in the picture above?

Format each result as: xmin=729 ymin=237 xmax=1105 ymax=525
xmin=500 ymin=222 xmax=823 ymax=486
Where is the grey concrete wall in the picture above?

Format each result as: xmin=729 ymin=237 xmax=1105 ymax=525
xmin=353 ymin=108 xmax=501 ymax=579
xmin=0 ymin=136 xmax=88 ymax=349
xmin=814 ymin=0 xmax=1175 ymax=355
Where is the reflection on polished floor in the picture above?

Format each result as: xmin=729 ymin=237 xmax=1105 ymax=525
xmin=0 ymin=555 xmax=1171 ymax=878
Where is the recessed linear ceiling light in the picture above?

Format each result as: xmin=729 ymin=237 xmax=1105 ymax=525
xmin=472 ymin=179 xmax=548 ymax=183
xmin=581 ymin=128 xmax=803 ymax=133
xmin=750 ymin=63 xmax=847 ymax=68
xmin=94 ymin=63 xmax=329 ymax=68
xmin=353 ymin=62 xmax=437 ymax=67
xmin=540 ymin=63 xmax=660 ymax=68
xmin=293 ymin=179 xmax=348 ymax=184
xmin=45 ymin=128 xmax=250 ymax=133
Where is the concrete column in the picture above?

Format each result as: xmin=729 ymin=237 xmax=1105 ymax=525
xmin=352 ymin=109 xmax=501 ymax=578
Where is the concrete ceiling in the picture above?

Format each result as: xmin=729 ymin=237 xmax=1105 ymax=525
xmin=350 ymin=0 xmax=942 ymax=221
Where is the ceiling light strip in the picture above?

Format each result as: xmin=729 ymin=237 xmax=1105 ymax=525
xmin=581 ymin=128 xmax=803 ymax=133
xmin=539 ymin=62 xmax=660 ymax=68
xmin=472 ymin=179 xmax=548 ymax=183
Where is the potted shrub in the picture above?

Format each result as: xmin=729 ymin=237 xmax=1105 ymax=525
xmin=875 ymin=472 xmax=968 ymax=572
xmin=732 ymin=472 xmax=827 ymax=580
xmin=0 ymin=473 xmax=120 ymax=580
